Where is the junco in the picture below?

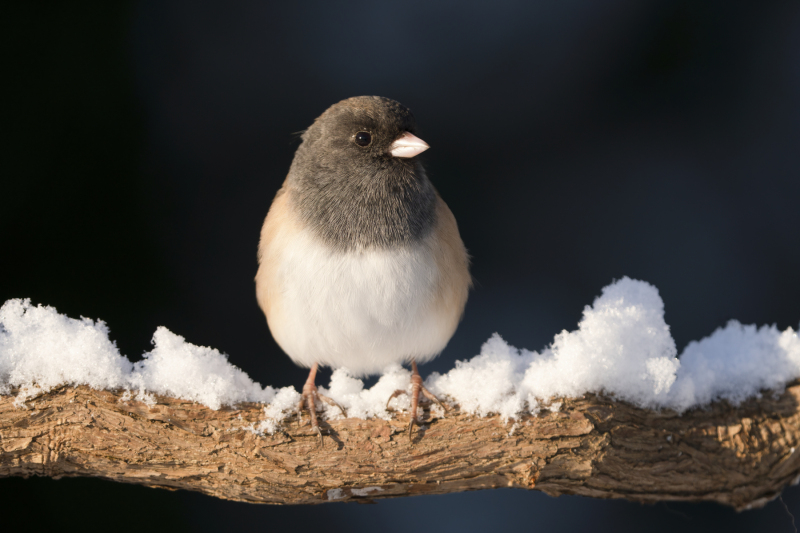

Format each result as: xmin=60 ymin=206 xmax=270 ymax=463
xmin=256 ymin=96 xmax=470 ymax=440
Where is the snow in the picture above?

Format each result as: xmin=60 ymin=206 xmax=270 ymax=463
xmin=0 ymin=298 xmax=131 ymax=401
xmin=2 ymin=277 xmax=799 ymax=430
xmin=326 ymin=489 xmax=345 ymax=501
xmin=131 ymin=327 xmax=276 ymax=410
xmin=351 ymin=486 xmax=383 ymax=496
xmin=0 ymin=299 xmax=280 ymax=411
xmin=428 ymin=277 xmax=681 ymax=419
xmin=669 ymin=321 xmax=800 ymax=411
xmin=321 ymin=366 xmax=412 ymax=420
xmin=249 ymin=386 xmax=301 ymax=435
xmin=428 ymin=278 xmax=799 ymax=419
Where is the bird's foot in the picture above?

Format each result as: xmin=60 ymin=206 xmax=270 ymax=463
xmin=386 ymin=385 xmax=445 ymax=412
xmin=386 ymin=366 xmax=448 ymax=440
xmin=298 ymin=375 xmax=344 ymax=446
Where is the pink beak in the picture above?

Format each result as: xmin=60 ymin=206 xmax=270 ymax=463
xmin=389 ymin=132 xmax=430 ymax=158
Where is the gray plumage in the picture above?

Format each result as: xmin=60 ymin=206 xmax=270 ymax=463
xmin=285 ymin=96 xmax=437 ymax=251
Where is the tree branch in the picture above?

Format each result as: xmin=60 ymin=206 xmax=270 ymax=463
xmin=2 ymin=382 xmax=800 ymax=509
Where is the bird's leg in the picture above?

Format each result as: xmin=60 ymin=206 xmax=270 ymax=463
xmin=297 ymin=363 xmax=345 ymax=445
xmin=386 ymin=360 xmax=448 ymax=439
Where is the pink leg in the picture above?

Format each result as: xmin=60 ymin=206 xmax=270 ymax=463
xmin=298 ymin=363 xmax=344 ymax=445
xmin=386 ymin=360 xmax=447 ymax=439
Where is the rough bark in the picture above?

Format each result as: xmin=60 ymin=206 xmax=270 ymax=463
xmin=2 ymin=382 xmax=800 ymax=510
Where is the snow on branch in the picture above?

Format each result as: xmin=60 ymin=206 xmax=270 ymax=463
xmin=1 ymin=277 xmax=800 ymax=507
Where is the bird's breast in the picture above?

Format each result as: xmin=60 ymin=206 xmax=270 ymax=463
xmin=256 ymin=190 xmax=469 ymax=375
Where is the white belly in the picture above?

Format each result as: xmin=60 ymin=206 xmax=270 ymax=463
xmin=266 ymin=228 xmax=454 ymax=375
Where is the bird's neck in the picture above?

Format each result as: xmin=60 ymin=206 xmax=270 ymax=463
xmin=287 ymin=163 xmax=438 ymax=252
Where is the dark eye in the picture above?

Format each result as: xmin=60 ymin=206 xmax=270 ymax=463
xmin=354 ymin=131 xmax=372 ymax=147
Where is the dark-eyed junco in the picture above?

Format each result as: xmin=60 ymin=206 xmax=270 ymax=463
xmin=256 ymin=96 xmax=470 ymax=439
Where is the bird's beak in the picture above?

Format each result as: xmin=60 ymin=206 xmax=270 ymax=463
xmin=389 ymin=132 xmax=429 ymax=158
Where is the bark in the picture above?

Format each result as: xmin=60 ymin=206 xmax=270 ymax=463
xmin=2 ymin=382 xmax=800 ymax=510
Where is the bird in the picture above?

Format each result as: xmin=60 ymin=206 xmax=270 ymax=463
xmin=255 ymin=96 xmax=470 ymax=441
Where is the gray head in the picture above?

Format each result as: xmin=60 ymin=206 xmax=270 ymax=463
xmin=286 ymin=96 xmax=437 ymax=251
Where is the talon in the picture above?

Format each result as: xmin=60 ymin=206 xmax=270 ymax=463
xmin=385 ymin=360 xmax=445 ymax=442
xmin=386 ymin=389 xmax=408 ymax=412
xmin=314 ymin=424 xmax=323 ymax=447
xmin=420 ymin=387 xmax=448 ymax=412
xmin=296 ymin=363 xmax=345 ymax=446
xmin=318 ymin=394 xmax=345 ymax=414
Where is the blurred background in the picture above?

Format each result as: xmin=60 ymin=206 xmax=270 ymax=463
xmin=3 ymin=1 xmax=800 ymax=531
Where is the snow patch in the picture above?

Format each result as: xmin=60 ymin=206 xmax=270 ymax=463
xmin=669 ymin=321 xmax=800 ymax=411
xmin=428 ymin=277 xmax=681 ymax=419
xmin=0 ymin=298 xmax=131 ymax=400
xmin=249 ymin=387 xmax=301 ymax=435
xmin=428 ymin=278 xmax=798 ymax=418
xmin=130 ymin=327 xmax=276 ymax=410
xmin=351 ymin=486 xmax=383 ymax=497
xmin=321 ymin=366 xmax=412 ymax=420
xmin=326 ymin=488 xmax=345 ymax=500
xmin=0 ymin=299 xmax=281 ymax=411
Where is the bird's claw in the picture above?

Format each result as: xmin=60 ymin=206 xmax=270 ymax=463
xmin=386 ymin=379 xmax=447 ymax=441
xmin=298 ymin=384 xmax=344 ymax=447
xmin=385 ymin=389 xmax=408 ymax=412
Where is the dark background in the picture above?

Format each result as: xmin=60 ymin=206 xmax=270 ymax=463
xmin=3 ymin=1 xmax=800 ymax=531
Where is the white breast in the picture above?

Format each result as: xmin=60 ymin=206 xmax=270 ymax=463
xmin=265 ymin=227 xmax=454 ymax=376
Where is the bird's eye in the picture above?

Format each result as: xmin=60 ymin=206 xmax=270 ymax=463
xmin=354 ymin=131 xmax=372 ymax=147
